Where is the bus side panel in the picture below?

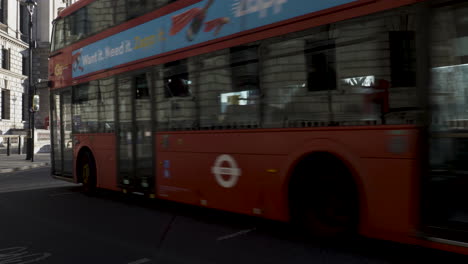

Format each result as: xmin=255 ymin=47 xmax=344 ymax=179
xmin=74 ymin=134 xmax=119 ymax=191
xmin=157 ymin=127 xmax=418 ymax=159
xmin=49 ymin=46 xmax=73 ymax=91
xmin=278 ymin=130 xmax=420 ymax=241
xmin=156 ymin=151 xmax=286 ymax=218
xmin=358 ymin=158 xmax=419 ymax=240
xmin=156 ymin=152 xmax=200 ymax=205
xmin=155 ymin=128 xmax=420 ymax=242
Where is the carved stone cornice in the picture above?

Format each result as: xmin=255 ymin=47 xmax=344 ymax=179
xmin=0 ymin=30 xmax=29 ymax=49
xmin=0 ymin=68 xmax=28 ymax=80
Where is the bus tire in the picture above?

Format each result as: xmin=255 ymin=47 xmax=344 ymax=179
xmin=289 ymin=154 xmax=359 ymax=240
xmin=78 ymin=150 xmax=97 ymax=194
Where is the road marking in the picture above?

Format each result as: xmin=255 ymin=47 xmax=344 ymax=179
xmin=128 ymin=258 xmax=151 ymax=264
xmin=49 ymin=192 xmax=75 ymax=197
xmin=0 ymin=246 xmax=51 ymax=263
xmin=217 ymin=228 xmax=256 ymax=241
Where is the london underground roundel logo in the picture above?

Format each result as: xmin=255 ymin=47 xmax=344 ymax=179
xmin=211 ymin=154 xmax=241 ymax=188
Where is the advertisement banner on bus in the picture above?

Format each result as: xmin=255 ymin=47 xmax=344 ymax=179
xmin=72 ymin=0 xmax=357 ymax=78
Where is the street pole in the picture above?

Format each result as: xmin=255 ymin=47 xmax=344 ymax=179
xmin=24 ymin=0 xmax=36 ymax=161
xmin=29 ymin=9 xmax=34 ymax=162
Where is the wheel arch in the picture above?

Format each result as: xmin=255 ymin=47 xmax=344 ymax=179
xmin=75 ymin=146 xmax=95 ymax=184
xmin=281 ymin=139 xmax=368 ymax=229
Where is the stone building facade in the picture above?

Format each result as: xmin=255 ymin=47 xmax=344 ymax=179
xmin=0 ymin=0 xmax=29 ymax=136
xmin=0 ymin=0 xmax=72 ymax=152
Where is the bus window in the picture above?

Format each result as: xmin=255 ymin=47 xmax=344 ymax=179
xmin=64 ymin=8 xmax=89 ymax=45
xmin=72 ymin=78 xmax=115 ymax=134
xmin=51 ymin=19 xmax=65 ymax=52
xmin=198 ymin=47 xmax=260 ymax=129
xmin=87 ymin=0 xmax=115 ymax=34
xmin=260 ymin=9 xmax=421 ymax=128
xmin=156 ymin=60 xmax=197 ymax=131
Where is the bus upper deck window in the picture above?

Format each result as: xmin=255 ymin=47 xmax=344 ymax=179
xmin=52 ymin=19 xmax=65 ymax=51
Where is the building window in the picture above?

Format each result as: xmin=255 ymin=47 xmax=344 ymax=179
xmin=164 ymin=60 xmax=191 ymax=98
xmin=20 ymin=5 xmax=28 ymax=41
xmin=1 ymin=89 xmax=10 ymax=120
xmin=22 ymin=93 xmax=27 ymax=121
xmin=0 ymin=0 xmax=6 ymax=25
xmin=127 ymin=0 xmax=148 ymax=20
xmin=1 ymin=48 xmax=10 ymax=70
xmin=135 ymin=74 xmax=149 ymax=99
xmin=230 ymin=45 xmax=259 ymax=92
xmin=306 ymin=40 xmax=337 ymax=92
xmin=390 ymin=31 xmax=416 ymax=87
xmin=22 ymin=55 xmax=27 ymax=75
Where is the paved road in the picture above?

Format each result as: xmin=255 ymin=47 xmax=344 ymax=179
xmin=0 ymin=168 xmax=467 ymax=264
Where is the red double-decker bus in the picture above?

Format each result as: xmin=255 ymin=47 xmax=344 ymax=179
xmin=49 ymin=0 xmax=468 ymax=254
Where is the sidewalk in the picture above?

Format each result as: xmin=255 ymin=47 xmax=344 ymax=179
xmin=0 ymin=153 xmax=51 ymax=174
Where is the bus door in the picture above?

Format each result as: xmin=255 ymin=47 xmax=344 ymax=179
xmin=117 ymin=72 xmax=154 ymax=193
xmin=424 ymin=0 xmax=468 ymax=243
xmin=426 ymin=132 xmax=468 ymax=240
xmin=51 ymin=88 xmax=73 ymax=178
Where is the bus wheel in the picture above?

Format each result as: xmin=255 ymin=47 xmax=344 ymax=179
xmin=290 ymin=155 xmax=358 ymax=239
xmin=79 ymin=151 xmax=96 ymax=194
